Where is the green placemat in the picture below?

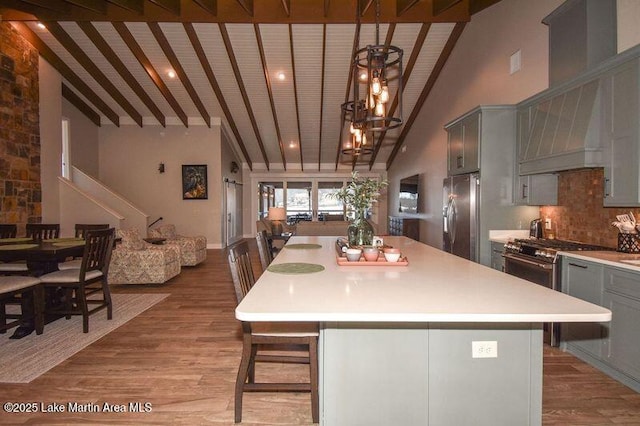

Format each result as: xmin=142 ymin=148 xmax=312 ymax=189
xmin=0 ymin=243 xmax=38 ymax=250
xmin=284 ymin=243 xmax=322 ymax=250
xmin=267 ymin=262 xmax=325 ymax=274
xmin=52 ymin=241 xmax=85 ymax=247
xmin=0 ymin=237 xmax=33 ymax=243
xmin=44 ymin=237 xmax=84 ymax=243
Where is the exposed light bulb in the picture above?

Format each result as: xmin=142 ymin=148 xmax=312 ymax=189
xmin=359 ymin=71 xmax=368 ymax=81
xmin=380 ymin=86 xmax=389 ymax=103
xmin=369 ymin=93 xmax=375 ymax=110
xmin=349 ymin=122 xmax=355 ymax=134
xmin=371 ymin=77 xmax=382 ymax=95
xmin=354 ymin=129 xmax=362 ymax=142
xmin=362 ymin=133 xmax=368 ymax=146
xmin=375 ymin=101 xmax=385 ymax=117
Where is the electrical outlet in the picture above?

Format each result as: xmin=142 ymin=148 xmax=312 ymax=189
xmin=545 ymin=218 xmax=552 ymax=230
xmin=472 ymin=341 xmax=498 ymax=358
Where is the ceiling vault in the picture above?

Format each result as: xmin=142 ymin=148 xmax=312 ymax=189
xmin=77 ymin=21 xmax=166 ymax=127
xmin=149 ymin=22 xmax=211 ymax=127
xmin=219 ymin=23 xmax=271 ymax=169
xmin=113 ymin=21 xmax=189 ymax=126
xmin=386 ymin=21 xmax=466 ymax=170
xmin=183 ymin=22 xmax=253 ymax=170
xmin=288 ymin=23 xmax=304 ymax=170
xmin=1 ymin=0 xmax=503 ymax=170
xmin=46 ymin=21 xmax=144 ymax=127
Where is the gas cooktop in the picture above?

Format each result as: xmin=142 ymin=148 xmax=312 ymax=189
xmin=504 ymin=238 xmax=615 ymax=263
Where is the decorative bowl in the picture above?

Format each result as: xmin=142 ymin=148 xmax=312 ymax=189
xmin=361 ymin=246 xmax=379 ymax=261
xmin=345 ymin=248 xmax=363 ymax=262
xmin=383 ymin=247 xmax=401 ymax=262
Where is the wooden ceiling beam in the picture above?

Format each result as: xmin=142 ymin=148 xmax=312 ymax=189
xmin=77 ymin=21 xmax=166 ymax=126
xmin=334 ymin=21 xmax=360 ymax=170
xmin=254 ymin=24 xmax=287 ymax=170
xmin=113 ymin=22 xmax=188 ymax=127
xmin=106 ymin=0 xmax=143 ymax=14
xmin=288 ymin=23 xmax=304 ymax=170
xmin=386 ymin=21 xmax=466 ymax=170
xmin=62 ymin=83 xmax=101 ymax=126
xmin=12 ymin=22 xmax=120 ymax=126
xmin=369 ymin=22 xmax=430 ymax=169
xmin=184 ymin=22 xmax=252 ymax=170
xmin=148 ymin=0 xmax=180 ymax=15
xmin=433 ymin=0 xmax=463 ymax=16
xmin=193 ymin=0 xmax=216 ymax=15
xmin=1 ymin=0 xmax=474 ymax=23
xmin=317 ymin=23 xmax=326 ymax=171
xmin=46 ymin=21 xmax=143 ymax=126
xmin=148 ymin=22 xmax=211 ymax=127
xmin=64 ymin=0 xmax=107 ymax=15
xmin=219 ymin=23 xmax=271 ymax=169
xmin=235 ymin=0 xmax=253 ymax=16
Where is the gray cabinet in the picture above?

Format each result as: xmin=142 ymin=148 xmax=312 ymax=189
xmin=513 ymin=174 xmax=558 ymax=206
xmin=514 ymin=104 xmax=558 ymax=206
xmin=601 ymin=58 xmax=640 ymax=206
xmin=561 ymin=256 xmax=640 ymax=392
xmin=603 ymin=268 xmax=640 ymax=380
xmin=562 ymin=258 xmax=605 ymax=358
xmin=490 ymin=241 xmax=505 ymax=272
xmin=446 ymin=111 xmax=480 ymax=175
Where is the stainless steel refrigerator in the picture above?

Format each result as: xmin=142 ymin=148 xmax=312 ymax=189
xmin=443 ymin=173 xmax=479 ymax=261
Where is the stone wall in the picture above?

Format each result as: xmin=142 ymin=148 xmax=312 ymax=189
xmin=0 ymin=22 xmax=40 ymax=235
xmin=540 ymin=168 xmax=640 ymax=248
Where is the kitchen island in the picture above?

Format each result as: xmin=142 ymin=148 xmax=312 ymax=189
xmin=236 ymin=236 xmax=611 ymax=426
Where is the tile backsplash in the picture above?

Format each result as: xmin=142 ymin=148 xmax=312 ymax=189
xmin=540 ymin=168 xmax=640 ymax=248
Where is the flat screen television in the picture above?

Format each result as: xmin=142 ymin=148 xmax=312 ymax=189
xmin=399 ymin=174 xmax=419 ymax=214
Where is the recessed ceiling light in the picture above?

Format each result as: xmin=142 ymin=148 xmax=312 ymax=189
xmin=359 ymin=71 xmax=367 ymax=81
xmin=36 ymin=22 xmax=46 ymax=30
xmin=167 ymin=70 xmax=176 ymax=79
xmin=289 ymin=141 xmax=296 ymax=148
xmin=277 ymin=72 xmax=286 ymax=81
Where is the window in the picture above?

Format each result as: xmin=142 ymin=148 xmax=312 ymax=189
xmin=317 ymin=182 xmax=344 ymax=221
xmin=286 ymin=181 xmax=312 ymax=223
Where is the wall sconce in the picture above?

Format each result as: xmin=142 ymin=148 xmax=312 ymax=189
xmin=158 ymin=163 xmax=165 ymax=173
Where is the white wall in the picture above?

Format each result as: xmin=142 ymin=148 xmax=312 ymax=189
xmin=62 ymin=98 xmax=99 ymax=177
xmin=388 ymin=0 xmax=565 ymax=249
xmin=39 ymin=57 xmax=63 ymax=223
xmin=98 ymin=121 xmax=224 ymax=247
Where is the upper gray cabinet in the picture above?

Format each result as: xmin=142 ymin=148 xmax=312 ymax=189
xmin=446 ymin=112 xmax=480 ymax=175
xmin=601 ymin=58 xmax=640 ymax=206
xmin=517 ymin=78 xmax=604 ymax=175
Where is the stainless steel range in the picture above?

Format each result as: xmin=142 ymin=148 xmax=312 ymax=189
xmin=503 ymin=238 xmax=615 ymax=346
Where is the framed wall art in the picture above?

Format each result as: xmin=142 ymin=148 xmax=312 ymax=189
xmin=182 ymin=164 xmax=208 ymax=200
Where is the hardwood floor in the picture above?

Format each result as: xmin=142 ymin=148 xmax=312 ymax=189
xmin=1 ymin=242 xmax=639 ymax=425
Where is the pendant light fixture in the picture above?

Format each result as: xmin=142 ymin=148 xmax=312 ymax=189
xmin=342 ymin=0 xmax=403 ymax=159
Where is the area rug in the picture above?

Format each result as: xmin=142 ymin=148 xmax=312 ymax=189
xmin=0 ymin=292 xmax=169 ymax=383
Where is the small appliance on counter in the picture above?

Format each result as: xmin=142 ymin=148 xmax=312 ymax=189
xmin=529 ymin=218 xmax=543 ymax=239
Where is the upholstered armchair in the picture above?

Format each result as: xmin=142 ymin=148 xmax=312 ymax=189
xmin=147 ymin=224 xmax=206 ymax=266
xmin=108 ymin=229 xmax=181 ymax=285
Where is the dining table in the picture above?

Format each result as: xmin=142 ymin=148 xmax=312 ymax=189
xmin=0 ymin=237 xmax=86 ymax=338
xmin=236 ymin=235 xmax=612 ymax=426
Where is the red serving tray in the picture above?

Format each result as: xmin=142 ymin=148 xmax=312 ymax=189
xmin=336 ymin=255 xmax=408 ymax=266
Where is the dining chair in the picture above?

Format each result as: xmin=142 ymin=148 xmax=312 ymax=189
xmin=255 ymin=230 xmax=274 ymax=271
xmin=227 ymin=241 xmax=319 ymax=423
xmin=0 ymin=275 xmax=44 ymax=335
xmin=39 ymin=228 xmax=115 ymax=333
xmin=57 ymin=224 xmax=110 ymax=271
xmin=0 ymin=224 xmax=17 ymax=239
xmin=0 ymin=224 xmax=30 ymax=276
xmin=26 ymin=223 xmax=60 ymax=241
xmin=74 ymin=224 xmax=109 ymax=238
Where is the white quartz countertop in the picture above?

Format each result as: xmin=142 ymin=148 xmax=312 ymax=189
xmin=560 ymin=250 xmax=640 ymax=272
xmin=236 ymin=236 xmax=611 ymax=323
